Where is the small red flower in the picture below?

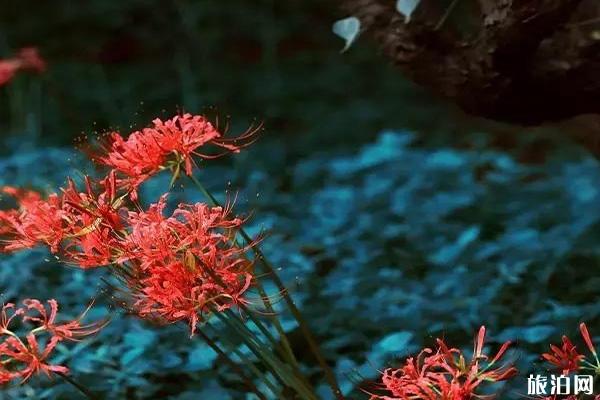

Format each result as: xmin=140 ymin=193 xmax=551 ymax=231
xmin=541 ymin=335 xmax=583 ymax=375
xmin=95 ymin=113 xmax=259 ymax=200
xmin=0 ymin=47 xmax=45 ymax=86
xmin=0 ymin=187 xmax=66 ymax=253
xmin=0 ymin=299 xmax=106 ymax=384
xmin=1 ymin=174 xmax=126 ymax=268
xmin=370 ymin=326 xmax=516 ymax=400
xmin=22 ymin=299 xmax=105 ymax=341
xmin=1 ymin=335 xmax=68 ymax=382
xmin=0 ymin=60 xmax=19 ymax=86
xmin=15 ymin=48 xmax=46 ymax=73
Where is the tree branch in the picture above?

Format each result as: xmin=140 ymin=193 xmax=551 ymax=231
xmin=340 ymin=0 xmax=599 ymax=125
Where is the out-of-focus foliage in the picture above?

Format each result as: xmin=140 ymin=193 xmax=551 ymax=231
xmin=1 ymin=127 xmax=599 ymax=399
xmin=0 ymin=0 xmax=453 ymax=156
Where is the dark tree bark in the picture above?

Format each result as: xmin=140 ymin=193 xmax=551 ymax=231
xmin=340 ymin=0 xmax=600 ymax=125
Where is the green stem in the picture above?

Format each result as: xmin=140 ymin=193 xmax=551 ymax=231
xmin=189 ymin=174 xmax=301 ymax=367
xmin=214 ymin=311 xmax=290 ymax=391
xmin=205 ymin=321 xmax=280 ymax=397
xmin=252 ymin=282 xmax=300 ymax=369
xmin=188 ymin=174 xmax=344 ymax=400
xmin=196 ymin=327 xmax=270 ymax=400
xmin=224 ymin=307 xmax=316 ymax=395
xmin=56 ymin=372 xmax=99 ymax=400
xmin=214 ymin=311 xmax=317 ymax=400
xmin=201 ymin=257 xmax=299 ymax=369
xmin=200 ymin=259 xmax=316 ymax=396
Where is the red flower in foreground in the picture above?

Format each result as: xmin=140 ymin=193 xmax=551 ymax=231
xmin=546 ymin=323 xmax=600 ymax=377
xmin=0 ymin=47 xmax=45 ymax=86
xmin=371 ymin=326 xmax=516 ymax=400
xmin=1 ymin=112 xmax=260 ymax=334
xmin=0 ymin=173 xmax=126 ymax=268
xmin=541 ymin=335 xmax=583 ymax=375
xmin=0 ymin=186 xmax=66 ymax=253
xmin=117 ymin=195 xmax=254 ymax=335
xmin=95 ymin=113 xmax=259 ymax=199
xmin=0 ymin=299 xmax=106 ymax=384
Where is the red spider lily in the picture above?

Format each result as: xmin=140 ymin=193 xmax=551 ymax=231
xmin=541 ymin=335 xmax=583 ymax=375
xmin=115 ymin=195 xmax=254 ymax=335
xmin=0 ymin=60 xmax=19 ymax=85
xmin=95 ymin=113 xmax=259 ymax=200
xmin=370 ymin=326 xmax=516 ymax=400
xmin=1 ymin=174 xmax=127 ymax=268
xmin=59 ymin=173 xmax=126 ymax=268
xmin=0 ymin=47 xmax=45 ymax=86
xmin=0 ymin=299 xmax=106 ymax=384
xmin=15 ymin=48 xmax=46 ymax=73
xmin=1 ymin=335 xmax=68 ymax=382
xmin=0 ymin=187 xmax=66 ymax=253
xmin=119 ymin=194 xmax=244 ymax=268
xmin=21 ymin=299 xmax=105 ymax=341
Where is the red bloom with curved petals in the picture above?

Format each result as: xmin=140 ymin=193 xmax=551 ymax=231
xmin=96 ymin=113 xmax=258 ymax=199
xmin=0 ymin=187 xmax=66 ymax=253
xmin=542 ymin=335 xmax=583 ymax=375
xmin=0 ymin=299 xmax=105 ymax=384
xmin=118 ymin=195 xmax=254 ymax=335
xmin=1 ymin=174 xmax=126 ymax=268
xmin=371 ymin=326 xmax=516 ymax=400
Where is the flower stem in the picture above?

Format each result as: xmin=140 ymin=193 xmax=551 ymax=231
xmin=56 ymin=372 xmax=99 ymax=400
xmin=187 ymin=174 xmax=344 ymax=400
xmin=205 ymin=321 xmax=280 ymax=397
xmin=200 ymin=259 xmax=316 ymax=396
xmin=215 ymin=310 xmax=318 ymax=400
xmin=196 ymin=327 xmax=270 ymax=400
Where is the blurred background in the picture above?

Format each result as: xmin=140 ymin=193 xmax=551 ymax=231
xmin=1 ymin=1 xmax=600 ymax=399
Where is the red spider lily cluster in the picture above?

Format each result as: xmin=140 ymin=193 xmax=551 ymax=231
xmin=0 ymin=299 xmax=104 ymax=384
xmin=542 ymin=323 xmax=600 ymax=378
xmin=117 ymin=194 xmax=254 ymax=334
xmin=0 ymin=48 xmax=45 ymax=86
xmin=6 ymin=108 xmax=600 ymax=400
xmin=94 ymin=113 xmax=258 ymax=200
xmin=0 ymin=113 xmax=258 ymax=336
xmin=370 ymin=326 xmax=517 ymax=400
xmin=529 ymin=323 xmax=600 ymax=400
xmin=371 ymin=324 xmax=600 ymax=400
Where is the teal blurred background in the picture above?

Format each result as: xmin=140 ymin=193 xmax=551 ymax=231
xmin=1 ymin=1 xmax=600 ymax=399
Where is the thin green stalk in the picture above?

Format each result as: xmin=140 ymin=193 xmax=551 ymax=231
xmin=213 ymin=311 xmax=290 ymax=391
xmin=214 ymin=311 xmax=289 ymax=382
xmin=195 ymin=328 xmax=270 ymax=400
xmin=205 ymin=322 xmax=280 ymax=397
xmin=214 ymin=311 xmax=318 ymax=400
xmin=188 ymin=174 xmax=344 ymax=400
xmin=201 ymin=258 xmax=298 ymax=369
xmin=201 ymin=259 xmax=315 ymax=396
xmin=56 ymin=372 xmax=99 ymax=400
xmin=224 ymin=307 xmax=316 ymax=395
xmin=255 ymin=284 xmax=299 ymax=367
xmin=189 ymin=174 xmax=300 ymax=369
